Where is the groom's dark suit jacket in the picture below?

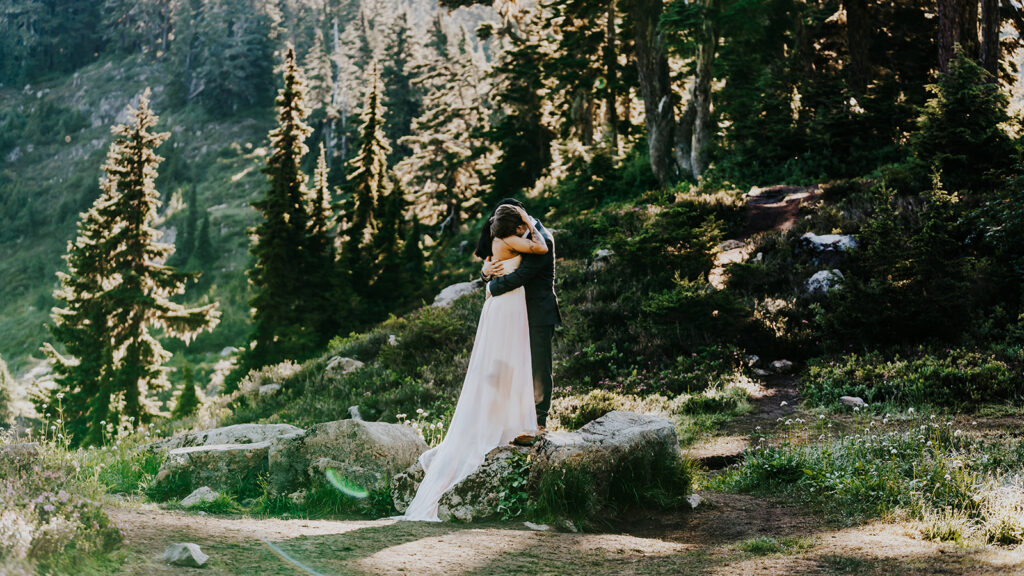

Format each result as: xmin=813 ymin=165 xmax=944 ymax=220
xmin=488 ymin=220 xmax=561 ymax=326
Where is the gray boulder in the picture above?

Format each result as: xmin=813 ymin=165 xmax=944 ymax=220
xmin=180 ymin=486 xmax=220 ymax=508
xmin=531 ymin=411 xmax=681 ymax=476
xmin=800 ymin=232 xmax=857 ymax=252
xmin=326 ymin=356 xmax=364 ymax=376
xmin=432 ymin=279 xmax=483 ymax=308
xmin=840 ymin=396 xmax=868 ymax=408
xmin=154 ymin=442 xmax=271 ymax=495
xmin=145 ymin=423 xmax=304 ymax=454
xmin=805 ymin=269 xmax=844 ymax=295
xmin=267 ymin=419 xmax=427 ymax=495
xmin=391 ymin=445 xmax=530 ymax=522
xmin=164 ymin=543 xmax=208 ymax=567
xmin=770 ymin=359 xmax=794 ymax=374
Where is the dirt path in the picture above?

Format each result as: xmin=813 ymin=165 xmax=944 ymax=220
xmin=109 ymin=490 xmax=1024 ymax=576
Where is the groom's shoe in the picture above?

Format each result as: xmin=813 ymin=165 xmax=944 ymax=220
xmin=512 ymin=428 xmax=544 ymax=446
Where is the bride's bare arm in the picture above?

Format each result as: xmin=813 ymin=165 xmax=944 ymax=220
xmin=501 ymin=208 xmax=548 ymax=255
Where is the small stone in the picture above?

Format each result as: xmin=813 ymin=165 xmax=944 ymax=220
xmin=770 ymin=360 xmax=794 ymax=374
xmin=562 ymin=519 xmax=579 ymax=533
xmin=348 ymin=405 xmax=363 ymax=421
xmin=752 ymin=368 xmax=771 ymax=377
xmin=164 ymin=543 xmax=209 ymax=567
xmin=840 ymin=396 xmax=868 ymax=408
xmin=800 ymin=232 xmax=857 ymax=252
xmin=180 ymin=486 xmax=220 ymax=508
xmin=745 ymin=355 xmax=760 ymax=367
xmin=523 ymin=521 xmax=550 ymax=531
xmin=687 ymin=494 xmax=703 ymax=509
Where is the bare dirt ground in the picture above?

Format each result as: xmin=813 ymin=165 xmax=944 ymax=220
xmin=109 ymin=488 xmax=1024 ymax=576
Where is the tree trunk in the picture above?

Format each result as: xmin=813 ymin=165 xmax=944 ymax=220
xmin=689 ymin=1 xmax=718 ymax=179
xmin=937 ymin=0 xmax=980 ymax=72
xmin=604 ymin=1 xmax=619 ymax=151
xmin=844 ymin=0 xmax=871 ymax=93
xmin=980 ymin=0 xmax=1000 ymax=76
xmin=628 ymin=0 xmax=678 ymax=184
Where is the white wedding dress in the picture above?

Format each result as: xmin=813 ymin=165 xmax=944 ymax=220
xmin=400 ymin=255 xmax=537 ymax=522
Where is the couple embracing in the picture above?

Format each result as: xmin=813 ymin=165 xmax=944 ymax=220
xmin=400 ymin=199 xmax=561 ymax=522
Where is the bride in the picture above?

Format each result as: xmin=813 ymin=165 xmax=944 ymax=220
xmin=399 ymin=204 xmax=548 ymax=522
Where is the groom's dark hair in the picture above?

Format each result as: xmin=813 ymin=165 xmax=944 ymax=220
xmin=474 ymin=198 xmax=527 ymax=259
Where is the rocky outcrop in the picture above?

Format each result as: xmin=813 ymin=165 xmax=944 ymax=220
xmin=154 ymin=442 xmax=271 ymax=495
xmin=393 ymin=411 xmax=684 ymax=522
xmin=391 ymin=445 xmax=530 ymax=522
xmin=432 ymin=279 xmax=483 ymax=308
xmin=267 ymin=419 xmax=427 ymax=495
xmin=145 ymin=423 xmax=304 ymax=454
xmin=531 ymin=411 xmax=680 ymax=474
xmin=326 ymin=356 xmax=364 ymax=377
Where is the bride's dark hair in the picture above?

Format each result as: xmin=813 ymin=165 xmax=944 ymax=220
xmin=490 ymin=205 xmax=523 ymax=239
xmin=475 ymin=198 xmax=526 ymax=259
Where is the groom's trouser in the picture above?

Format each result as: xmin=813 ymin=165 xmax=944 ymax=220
xmin=529 ymin=324 xmax=555 ymax=427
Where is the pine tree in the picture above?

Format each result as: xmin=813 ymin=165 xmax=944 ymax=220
xmin=170 ymin=186 xmax=198 ymax=267
xmin=341 ymin=61 xmax=392 ymax=298
xmin=303 ymin=27 xmax=335 ymax=112
xmin=380 ymin=13 xmax=422 ymax=163
xmin=304 ymin=144 xmax=339 ymax=341
xmin=97 ymin=90 xmax=220 ymax=427
xmin=42 ymin=90 xmax=219 ymax=443
xmin=193 ymin=213 xmax=215 ymax=266
xmin=42 ymin=182 xmax=118 ymax=446
xmin=247 ymin=47 xmax=316 ymax=369
xmin=172 ymin=364 xmax=200 ymax=419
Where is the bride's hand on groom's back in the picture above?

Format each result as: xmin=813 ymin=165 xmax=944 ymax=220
xmin=482 ymin=257 xmax=511 ymax=279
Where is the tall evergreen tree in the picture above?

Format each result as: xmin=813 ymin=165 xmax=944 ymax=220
xmin=170 ymin=186 xmax=199 ymax=267
xmin=340 ymin=61 xmax=392 ymax=298
xmin=380 ymin=13 xmax=423 ymax=163
xmin=247 ymin=47 xmax=316 ymax=369
xmin=43 ymin=90 xmax=219 ymax=443
xmin=97 ymin=90 xmax=220 ymax=426
xmin=304 ymin=144 xmax=340 ymax=341
xmin=193 ymin=213 xmax=215 ymax=267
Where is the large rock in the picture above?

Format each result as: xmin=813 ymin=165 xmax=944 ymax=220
xmin=268 ymin=419 xmax=427 ymax=495
xmin=145 ymin=423 xmax=304 ymax=454
xmin=391 ymin=445 xmax=530 ymax=522
xmin=326 ymin=356 xmax=364 ymax=376
xmin=432 ymin=279 xmax=483 ymax=308
xmin=805 ymin=269 xmax=844 ymax=295
xmin=164 ymin=543 xmax=209 ymax=567
xmin=155 ymin=442 xmax=271 ymax=495
xmin=531 ymin=411 xmax=681 ymax=476
xmin=800 ymin=232 xmax=857 ymax=252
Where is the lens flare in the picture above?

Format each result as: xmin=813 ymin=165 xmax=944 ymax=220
xmin=259 ymin=537 xmax=327 ymax=576
xmin=325 ymin=468 xmax=369 ymax=499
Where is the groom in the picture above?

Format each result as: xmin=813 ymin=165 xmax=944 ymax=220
xmin=481 ymin=199 xmax=561 ymax=440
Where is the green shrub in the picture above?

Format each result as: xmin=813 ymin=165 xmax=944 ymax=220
xmin=803 ymin=348 xmax=1022 ymax=409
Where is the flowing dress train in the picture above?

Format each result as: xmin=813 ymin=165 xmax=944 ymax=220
xmin=400 ymin=256 xmax=536 ymax=522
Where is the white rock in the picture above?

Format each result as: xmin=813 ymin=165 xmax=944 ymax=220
xmin=432 ymin=279 xmax=484 ymax=308
xmin=840 ymin=396 xmax=868 ymax=408
xmin=348 ymin=405 xmax=363 ymax=421
xmin=326 ymin=356 xmax=364 ymax=376
xmin=594 ymin=248 xmax=615 ymax=260
xmin=180 ymin=486 xmax=220 ymax=508
xmin=687 ymin=494 xmax=703 ymax=509
xmin=258 ymin=384 xmax=281 ymax=396
xmin=752 ymin=368 xmax=771 ymax=377
xmin=715 ymin=240 xmax=746 ymax=252
xmin=524 ymin=521 xmax=550 ymax=531
xmin=770 ymin=359 xmax=794 ymax=374
xmin=801 ymin=232 xmax=857 ymax=252
xmin=805 ymin=269 xmax=845 ymax=295
xmin=163 ymin=543 xmax=209 ymax=567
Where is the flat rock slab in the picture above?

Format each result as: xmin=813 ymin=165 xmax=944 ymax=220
xmin=145 ymin=423 xmax=304 ymax=453
xmin=532 ymin=411 xmax=681 ymax=473
xmin=155 ymin=442 xmax=271 ymax=496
